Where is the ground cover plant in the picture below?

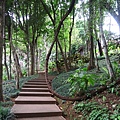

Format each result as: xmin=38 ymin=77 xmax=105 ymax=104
xmin=52 ymin=55 xmax=120 ymax=120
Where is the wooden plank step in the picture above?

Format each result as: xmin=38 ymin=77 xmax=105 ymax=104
xmin=22 ymin=84 xmax=48 ymax=88
xmin=16 ymin=116 xmax=66 ymax=120
xmin=28 ymin=80 xmax=46 ymax=82
xmin=21 ymin=88 xmax=49 ymax=92
xmin=19 ymin=92 xmax=52 ymax=97
xmin=25 ymin=82 xmax=47 ymax=85
xmin=15 ymin=96 xmax=56 ymax=104
xmin=11 ymin=104 xmax=63 ymax=118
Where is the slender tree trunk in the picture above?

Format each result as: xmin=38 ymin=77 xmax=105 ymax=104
xmin=57 ymin=40 xmax=69 ymax=72
xmin=0 ymin=0 xmax=4 ymax=101
xmin=38 ymin=49 xmax=42 ymax=71
xmin=3 ymin=39 xmax=10 ymax=80
xmin=8 ymin=23 xmax=23 ymax=78
xmin=8 ymin=25 xmax=13 ymax=79
xmin=55 ymin=41 xmax=60 ymax=73
xmin=99 ymin=7 xmax=115 ymax=81
xmin=35 ymin=42 xmax=40 ymax=73
xmin=26 ymin=44 xmax=30 ymax=76
xmin=94 ymin=23 xmax=100 ymax=71
xmin=11 ymin=44 xmax=23 ymax=89
xmin=26 ymin=29 xmax=30 ymax=76
xmin=88 ymin=0 xmax=95 ymax=70
xmin=68 ymin=9 xmax=74 ymax=69
xmin=9 ymin=40 xmax=12 ymax=79
xmin=97 ymin=39 xmax=103 ymax=56
xmin=30 ymin=44 xmax=35 ymax=75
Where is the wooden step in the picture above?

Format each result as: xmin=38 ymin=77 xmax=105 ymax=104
xmin=28 ymin=80 xmax=46 ymax=82
xmin=25 ymin=82 xmax=47 ymax=85
xmin=15 ymin=96 xmax=56 ymax=104
xmin=16 ymin=116 xmax=66 ymax=120
xmin=22 ymin=84 xmax=48 ymax=88
xmin=19 ymin=92 xmax=52 ymax=97
xmin=21 ymin=88 xmax=49 ymax=92
xmin=11 ymin=104 xmax=63 ymax=118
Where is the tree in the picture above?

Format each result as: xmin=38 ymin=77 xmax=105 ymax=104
xmin=103 ymin=0 xmax=120 ymax=29
xmin=45 ymin=0 xmax=76 ymax=96
xmin=0 ymin=0 xmax=5 ymax=101
xmin=14 ymin=0 xmax=46 ymax=75
xmin=99 ymin=2 xmax=115 ymax=80
xmin=40 ymin=0 xmax=70 ymax=72
xmin=88 ymin=0 xmax=95 ymax=70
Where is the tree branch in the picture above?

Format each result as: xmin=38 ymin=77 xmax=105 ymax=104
xmin=40 ymin=0 xmax=55 ymax=25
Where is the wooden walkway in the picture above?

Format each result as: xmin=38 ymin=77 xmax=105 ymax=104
xmin=11 ymin=72 xmax=66 ymax=120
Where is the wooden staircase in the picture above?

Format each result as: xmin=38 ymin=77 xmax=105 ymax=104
xmin=11 ymin=72 xmax=66 ymax=120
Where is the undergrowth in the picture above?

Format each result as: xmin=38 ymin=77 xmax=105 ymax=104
xmin=74 ymin=102 xmax=120 ymax=120
xmin=51 ymin=55 xmax=120 ymax=119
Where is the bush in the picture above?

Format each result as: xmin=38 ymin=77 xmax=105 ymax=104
xmin=0 ymin=105 xmax=15 ymax=120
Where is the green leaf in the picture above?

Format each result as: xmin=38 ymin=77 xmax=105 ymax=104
xmin=102 ymin=67 xmax=108 ymax=74
xmin=118 ymin=116 xmax=120 ymax=120
xmin=88 ymin=78 xmax=95 ymax=85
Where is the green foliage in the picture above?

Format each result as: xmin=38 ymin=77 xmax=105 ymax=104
xmin=98 ymin=67 xmax=110 ymax=85
xmin=74 ymin=102 xmax=109 ymax=120
xmin=55 ymin=83 xmax=71 ymax=97
xmin=48 ymin=61 xmax=56 ymax=72
xmin=112 ymin=62 xmax=120 ymax=78
xmin=88 ymin=108 xmax=109 ymax=120
xmin=74 ymin=101 xmax=120 ymax=120
xmin=67 ymin=68 xmax=96 ymax=96
xmin=0 ymin=104 xmax=15 ymax=120
xmin=73 ymin=54 xmax=90 ymax=64
xmin=0 ymin=101 xmax=13 ymax=107
xmin=0 ymin=101 xmax=15 ymax=120
xmin=108 ymin=42 xmax=117 ymax=54
xmin=52 ymin=71 xmax=75 ymax=97
xmin=110 ymin=105 xmax=120 ymax=120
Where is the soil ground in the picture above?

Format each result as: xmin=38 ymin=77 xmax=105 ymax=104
xmin=56 ymin=87 xmax=120 ymax=120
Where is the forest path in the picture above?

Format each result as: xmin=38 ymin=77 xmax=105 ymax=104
xmin=11 ymin=72 xmax=66 ymax=120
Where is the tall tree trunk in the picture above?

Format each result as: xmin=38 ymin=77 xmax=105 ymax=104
xmin=38 ymin=49 xmax=42 ymax=71
xmin=94 ymin=22 xmax=100 ymax=71
xmin=68 ymin=8 xmax=74 ymax=69
xmin=88 ymin=0 xmax=95 ymax=70
xmin=57 ymin=40 xmax=69 ymax=72
xmin=0 ymin=0 xmax=5 ymax=101
xmin=26 ymin=28 xmax=30 ymax=76
xmin=8 ymin=22 xmax=23 ymax=78
xmin=9 ymin=40 xmax=12 ymax=79
xmin=8 ymin=25 xmax=13 ymax=79
xmin=26 ymin=44 xmax=30 ymax=76
xmin=11 ymin=44 xmax=23 ymax=89
xmin=97 ymin=39 xmax=103 ymax=56
xmin=99 ymin=6 xmax=115 ymax=81
xmin=30 ymin=44 xmax=35 ymax=75
xmin=3 ymin=39 xmax=10 ymax=80
xmin=55 ymin=41 xmax=60 ymax=73
xmin=36 ymin=46 xmax=38 ymax=73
